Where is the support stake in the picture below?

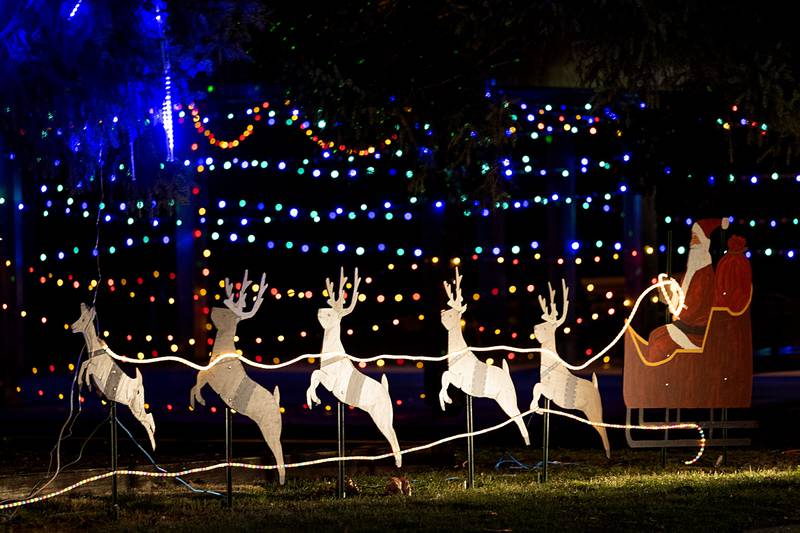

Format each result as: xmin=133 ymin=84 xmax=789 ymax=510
xmin=542 ymin=398 xmax=550 ymax=483
xmin=337 ymin=401 xmax=346 ymax=498
xmin=662 ymin=230 xmax=673 ymax=470
xmin=466 ymin=394 xmax=475 ymax=489
xmin=225 ymin=407 xmax=233 ymax=508
xmin=661 ymin=408 xmax=669 ymax=468
xmin=722 ymin=408 xmax=729 ymax=465
xmin=110 ymin=401 xmax=119 ymax=517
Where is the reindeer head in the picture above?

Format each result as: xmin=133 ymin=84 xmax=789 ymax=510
xmin=71 ymin=303 xmax=96 ymax=334
xmin=211 ymin=270 xmax=267 ymax=330
xmin=534 ymin=279 xmax=569 ymax=345
xmin=318 ymin=267 xmax=361 ymax=329
xmin=441 ymin=267 xmax=467 ymax=330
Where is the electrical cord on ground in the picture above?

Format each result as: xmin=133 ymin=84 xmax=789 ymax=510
xmin=494 ymin=451 xmax=534 ymax=471
xmin=115 ymin=418 xmax=222 ymax=497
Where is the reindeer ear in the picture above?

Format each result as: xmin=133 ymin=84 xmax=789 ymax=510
xmin=135 ymin=368 xmax=143 ymax=385
xmin=273 ymin=386 xmax=280 ymax=407
xmin=462 ymin=304 xmax=468 ymax=313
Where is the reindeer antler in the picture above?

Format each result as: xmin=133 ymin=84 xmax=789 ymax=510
xmin=538 ymin=278 xmax=569 ymax=326
xmin=224 ymin=270 xmax=268 ymax=320
xmin=343 ymin=268 xmax=361 ymax=316
xmin=443 ymin=267 xmax=466 ymax=312
xmin=325 ymin=276 xmax=337 ymax=309
xmin=325 ymin=267 xmax=361 ymax=317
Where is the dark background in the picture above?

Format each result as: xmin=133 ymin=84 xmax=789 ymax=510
xmin=1 ymin=1 xmax=799 ymax=464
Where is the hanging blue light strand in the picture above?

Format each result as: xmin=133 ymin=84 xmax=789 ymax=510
xmin=155 ymin=3 xmax=174 ymax=161
xmin=67 ymin=0 xmax=84 ymax=20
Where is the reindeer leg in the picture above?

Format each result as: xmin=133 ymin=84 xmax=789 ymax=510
xmin=580 ymin=376 xmax=611 ymax=459
xmin=495 ymin=385 xmax=530 ymax=446
xmin=367 ymin=394 xmax=403 ymax=468
xmin=306 ymin=369 xmax=322 ymax=408
xmin=190 ymin=372 xmax=208 ymax=409
xmin=256 ymin=409 xmax=286 ymax=485
xmin=530 ymin=382 xmax=544 ymax=414
xmin=78 ymin=360 xmax=92 ymax=392
xmin=144 ymin=412 xmax=156 ymax=451
xmin=439 ymin=370 xmax=456 ymax=411
xmin=265 ymin=430 xmax=286 ymax=485
xmin=379 ymin=422 xmax=402 ymax=468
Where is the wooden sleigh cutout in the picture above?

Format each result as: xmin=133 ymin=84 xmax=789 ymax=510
xmin=624 ymin=289 xmax=753 ymax=409
xmin=623 ymin=231 xmax=756 ymax=449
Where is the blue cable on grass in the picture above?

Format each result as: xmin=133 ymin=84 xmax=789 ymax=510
xmin=115 ymin=419 xmax=222 ymax=497
xmin=494 ymin=452 xmax=533 ymax=471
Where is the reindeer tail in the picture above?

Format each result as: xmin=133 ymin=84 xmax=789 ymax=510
xmin=381 ymin=374 xmax=389 ymax=392
xmin=502 ymin=359 xmax=511 ymax=375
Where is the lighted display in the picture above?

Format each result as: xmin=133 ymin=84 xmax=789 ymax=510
xmin=306 ymin=268 xmax=402 ymax=467
xmin=438 ymin=268 xmax=530 ymax=445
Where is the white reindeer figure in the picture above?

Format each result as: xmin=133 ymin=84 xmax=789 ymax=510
xmin=306 ymin=268 xmax=402 ymax=467
xmin=530 ymin=280 xmax=610 ymax=458
xmin=71 ymin=303 xmax=156 ymax=450
xmin=439 ymin=268 xmax=530 ymax=445
xmin=190 ymin=271 xmax=286 ymax=484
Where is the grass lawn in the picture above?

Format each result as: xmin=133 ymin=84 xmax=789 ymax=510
xmin=3 ymin=448 xmax=800 ymax=531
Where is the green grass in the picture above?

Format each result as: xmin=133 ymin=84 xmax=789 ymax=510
xmin=4 ymin=449 xmax=800 ymax=531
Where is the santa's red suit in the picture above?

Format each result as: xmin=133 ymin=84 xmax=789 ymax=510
xmin=646 ymin=218 xmax=729 ymax=361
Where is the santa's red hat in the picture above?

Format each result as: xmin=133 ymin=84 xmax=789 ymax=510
xmin=693 ymin=217 xmax=730 ymax=239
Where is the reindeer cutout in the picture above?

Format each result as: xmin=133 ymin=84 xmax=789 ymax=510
xmin=439 ymin=268 xmax=530 ymax=445
xmin=190 ymin=271 xmax=286 ymax=484
xmin=71 ymin=303 xmax=156 ymax=450
xmin=306 ymin=268 xmax=402 ymax=467
xmin=530 ymin=280 xmax=610 ymax=458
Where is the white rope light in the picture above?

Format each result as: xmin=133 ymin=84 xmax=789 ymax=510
xmin=105 ymin=277 xmax=682 ymax=373
xmin=0 ymin=405 xmax=704 ymax=510
xmin=0 ymin=278 xmax=698 ymax=510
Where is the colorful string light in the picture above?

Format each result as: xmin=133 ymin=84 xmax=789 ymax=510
xmin=184 ymin=98 xmax=617 ymax=157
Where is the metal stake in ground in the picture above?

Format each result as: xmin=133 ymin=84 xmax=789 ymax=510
xmin=466 ymin=394 xmax=475 ymax=488
xmin=541 ymin=398 xmax=550 ymax=483
xmin=661 ymin=408 xmax=669 ymax=468
xmin=225 ymin=407 xmax=233 ymax=508
xmin=337 ymin=401 xmax=346 ymax=498
xmin=722 ymin=408 xmax=728 ymax=465
xmin=719 ymin=224 xmax=728 ymax=468
xmin=110 ymin=401 xmax=119 ymax=516
xmin=662 ymin=230 xmax=673 ymax=469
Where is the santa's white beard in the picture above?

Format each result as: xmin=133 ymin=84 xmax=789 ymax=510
xmin=664 ymin=242 xmax=710 ymax=350
xmin=681 ymin=242 xmax=712 ymax=294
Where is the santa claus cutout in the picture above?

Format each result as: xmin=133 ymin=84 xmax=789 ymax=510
xmin=646 ymin=217 xmax=729 ymax=359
